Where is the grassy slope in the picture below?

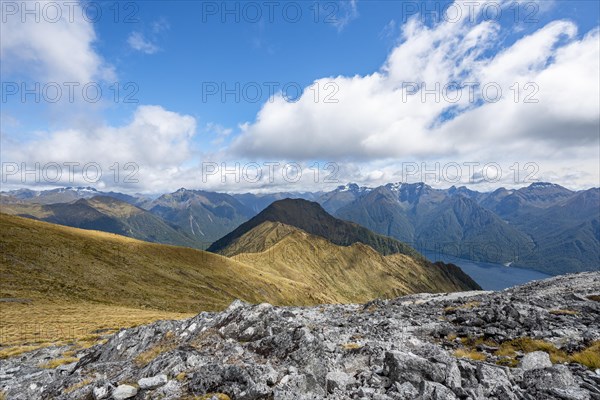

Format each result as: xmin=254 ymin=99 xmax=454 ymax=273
xmin=0 ymin=214 xmax=310 ymax=354
xmin=0 ymin=213 xmax=317 ymax=312
xmin=0 ymin=197 xmax=200 ymax=249
xmin=226 ymin=221 xmax=480 ymax=301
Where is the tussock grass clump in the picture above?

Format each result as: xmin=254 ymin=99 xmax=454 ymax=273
xmin=175 ymin=372 xmax=187 ymax=381
xmin=134 ymin=331 xmax=178 ymax=367
xmin=64 ymin=378 xmax=93 ymax=394
xmin=501 ymin=338 xmax=568 ymax=364
xmin=452 ymin=337 xmax=600 ymax=370
xmin=493 ymin=338 xmax=600 ymax=368
xmin=341 ymin=343 xmax=363 ymax=351
xmin=444 ymin=301 xmax=481 ymax=313
xmin=454 ymin=348 xmax=486 ymax=361
xmin=39 ymin=356 xmax=79 ymax=369
xmin=570 ymin=341 xmax=600 ymax=369
xmin=549 ymin=309 xmax=579 ymax=316
xmin=181 ymin=395 xmax=231 ymax=400
xmin=496 ymin=357 xmax=519 ymax=368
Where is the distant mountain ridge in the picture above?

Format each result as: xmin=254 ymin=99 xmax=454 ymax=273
xmin=334 ymin=182 xmax=599 ymax=275
xmin=3 ymin=181 xmax=598 ymax=275
xmin=142 ymin=188 xmax=256 ymax=248
xmin=0 ymin=196 xmax=198 ymax=248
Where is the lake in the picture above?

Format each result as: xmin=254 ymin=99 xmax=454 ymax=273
xmin=422 ymin=251 xmax=552 ymax=291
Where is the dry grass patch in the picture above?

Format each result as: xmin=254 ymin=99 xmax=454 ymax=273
xmin=64 ymin=378 xmax=93 ymax=394
xmin=134 ymin=331 xmax=178 ymax=367
xmin=454 ymin=348 xmax=486 ymax=361
xmin=501 ymin=338 xmax=568 ymax=364
xmin=549 ymin=309 xmax=579 ymax=316
xmin=494 ymin=338 xmax=600 ymax=369
xmin=444 ymin=301 xmax=481 ymax=313
xmin=39 ymin=356 xmax=79 ymax=369
xmin=341 ymin=343 xmax=363 ymax=351
xmin=0 ymin=302 xmax=192 ymax=359
xmin=199 ymin=395 xmax=232 ymax=400
xmin=570 ymin=341 xmax=600 ymax=369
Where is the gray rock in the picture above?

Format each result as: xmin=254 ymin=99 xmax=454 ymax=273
xmin=325 ymin=371 xmax=353 ymax=393
xmin=0 ymin=272 xmax=598 ymax=400
xmin=394 ymin=381 xmax=418 ymax=399
xmin=138 ymin=374 xmax=168 ymax=389
xmin=384 ymin=351 xmax=444 ymax=384
xmin=92 ymin=381 xmax=114 ymax=400
xmin=420 ymin=381 xmax=458 ymax=400
xmin=520 ymin=351 xmax=552 ymax=370
xmin=550 ymin=387 xmax=592 ymax=400
xmin=112 ymin=384 xmax=138 ymax=400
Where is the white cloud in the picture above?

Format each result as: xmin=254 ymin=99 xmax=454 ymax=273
xmin=1 ymin=106 xmax=197 ymax=192
xmin=0 ymin=0 xmax=114 ymax=83
xmin=127 ymin=32 xmax=160 ymax=54
xmin=331 ymin=0 xmax=359 ymax=32
xmin=228 ymin=1 xmax=600 ymax=190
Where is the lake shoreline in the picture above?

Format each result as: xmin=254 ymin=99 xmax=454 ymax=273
xmin=422 ymin=250 xmax=552 ymax=291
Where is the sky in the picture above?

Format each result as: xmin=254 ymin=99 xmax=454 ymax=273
xmin=1 ymin=0 xmax=599 ymax=194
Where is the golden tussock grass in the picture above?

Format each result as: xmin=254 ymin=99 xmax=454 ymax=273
xmin=454 ymin=348 xmax=486 ymax=361
xmin=341 ymin=343 xmax=363 ymax=350
xmin=570 ymin=341 xmax=600 ymax=369
xmin=64 ymin=378 xmax=93 ymax=394
xmin=549 ymin=309 xmax=579 ymax=316
xmin=134 ymin=331 xmax=178 ymax=367
xmin=0 ymin=302 xmax=192 ymax=358
xmin=444 ymin=301 xmax=481 ymax=313
xmin=38 ymin=356 xmax=79 ymax=369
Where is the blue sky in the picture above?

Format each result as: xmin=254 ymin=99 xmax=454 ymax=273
xmin=97 ymin=0 xmax=599 ymax=128
xmin=1 ymin=0 xmax=599 ymax=193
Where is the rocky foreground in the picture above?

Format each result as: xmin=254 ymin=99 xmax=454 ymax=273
xmin=2 ymin=272 xmax=600 ymax=399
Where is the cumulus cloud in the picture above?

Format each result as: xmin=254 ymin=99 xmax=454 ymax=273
xmin=0 ymin=0 xmax=114 ymax=83
xmin=228 ymin=0 xmax=599 ymax=189
xmin=1 ymin=106 xmax=197 ymax=192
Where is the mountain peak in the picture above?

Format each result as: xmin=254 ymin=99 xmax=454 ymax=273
xmin=336 ymin=183 xmax=371 ymax=193
xmin=207 ymin=198 xmax=421 ymax=259
xmin=525 ymin=182 xmax=572 ymax=193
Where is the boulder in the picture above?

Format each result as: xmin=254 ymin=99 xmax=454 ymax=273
xmin=520 ymin=351 xmax=552 ymax=370
xmin=112 ymin=384 xmax=138 ymax=400
xmin=138 ymin=374 xmax=168 ymax=389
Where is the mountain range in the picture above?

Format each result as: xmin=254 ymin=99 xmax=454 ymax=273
xmin=2 ymin=181 xmax=598 ymax=275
